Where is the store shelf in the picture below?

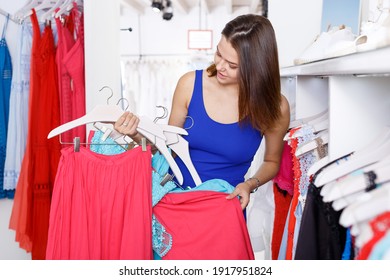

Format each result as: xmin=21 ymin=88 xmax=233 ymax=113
xmin=280 ymin=46 xmax=390 ymax=77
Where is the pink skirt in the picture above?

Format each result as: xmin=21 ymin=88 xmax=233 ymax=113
xmin=154 ymin=190 xmax=254 ymax=260
xmin=46 ymin=145 xmax=153 ymax=260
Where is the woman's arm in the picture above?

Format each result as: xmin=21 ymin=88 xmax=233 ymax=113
xmin=227 ymin=95 xmax=291 ymax=209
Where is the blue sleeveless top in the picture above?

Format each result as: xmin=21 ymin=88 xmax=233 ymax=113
xmin=174 ymin=70 xmax=262 ymax=188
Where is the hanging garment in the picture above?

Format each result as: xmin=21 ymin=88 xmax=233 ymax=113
xmin=9 ymin=9 xmax=61 ymax=259
xmin=46 ymin=145 xmax=153 ymax=260
xmin=271 ymin=183 xmax=292 ymax=259
xmin=55 ymin=3 xmax=85 ymax=143
xmin=3 ymin=20 xmax=32 ymax=194
xmin=174 ymin=69 xmax=262 ymax=189
xmin=0 ymin=15 xmax=12 ymax=199
xmin=294 ymin=155 xmax=351 ymax=260
xmin=153 ymin=184 xmax=255 ymax=260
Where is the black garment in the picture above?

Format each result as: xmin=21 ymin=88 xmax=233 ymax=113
xmin=294 ymin=154 xmax=353 ymax=260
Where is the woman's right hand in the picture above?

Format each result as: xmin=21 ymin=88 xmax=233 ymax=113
xmin=114 ymin=111 xmax=140 ymax=138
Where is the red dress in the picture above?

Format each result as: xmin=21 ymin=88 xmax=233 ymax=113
xmin=9 ymin=9 xmax=61 ymax=259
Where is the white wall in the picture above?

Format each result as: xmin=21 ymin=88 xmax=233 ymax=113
xmin=269 ymin=0 xmax=323 ymax=67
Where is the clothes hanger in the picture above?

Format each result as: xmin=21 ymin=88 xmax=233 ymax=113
xmin=22 ymin=0 xmax=55 ymax=20
xmin=284 ymin=117 xmax=328 ymax=141
xmin=39 ymin=0 xmax=65 ymax=21
xmin=48 ymin=108 xmax=186 ymax=185
xmin=314 ymin=127 xmax=390 ymax=187
xmin=321 ymin=156 xmax=390 ymax=203
xmin=288 ymin=109 xmax=328 ymax=130
xmin=0 ymin=8 xmax=19 ymax=24
xmin=14 ymin=0 xmax=42 ymax=21
xmin=310 ymin=125 xmax=390 ymax=177
xmin=339 ymin=182 xmax=390 ymax=229
xmin=47 ymin=87 xmax=186 ymax=185
xmin=54 ymin=0 xmax=73 ymax=18
xmin=93 ymin=106 xmax=202 ymax=187
xmin=295 ymin=130 xmax=329 ymax=157
xmin=160 ymin=124 xmax=202 ymax=186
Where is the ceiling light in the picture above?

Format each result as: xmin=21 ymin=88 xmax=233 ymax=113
xmin=151 ymin=0 xmax=163 ymax=13
xmin=162 ymin=0 xmax=173 ymax=20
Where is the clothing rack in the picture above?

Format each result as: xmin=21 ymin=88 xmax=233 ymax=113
xmin=0 ymin=8 xmax=20 ymax=24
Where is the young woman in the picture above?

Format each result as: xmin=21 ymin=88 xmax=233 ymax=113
xmin=115 ymin=14 xmax=290 ymax=210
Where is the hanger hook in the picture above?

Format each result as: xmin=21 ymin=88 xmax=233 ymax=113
xmin=116 ymin=98 xmax=130 ymax=111
xmin=99 ymin=86 xmax=114 ymax=105
xmin=154 ymin=105 xmax=168 ymax=123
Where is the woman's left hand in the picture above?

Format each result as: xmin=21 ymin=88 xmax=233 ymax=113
xmin=226 ymin=182 xmax=252 ymax=209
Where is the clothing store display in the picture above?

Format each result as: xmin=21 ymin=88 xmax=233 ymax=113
xmin=357 ymin=13 xmax=390 ymax=52
xmin=174 ymin=70 xmax=262 ymax=188
xmin=2 ymin=0 xmax=390 ymax=263
xmin=0 ymin=15 xmax=12 ymax=199
xmin=294 ymin=25 xmax=357 ymax=65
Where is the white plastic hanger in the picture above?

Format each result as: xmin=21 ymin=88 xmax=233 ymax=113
xmin=309 ymin=126 xmax=390 ymax=177
xmin=14 ymin=0 xmax=42 ymax=21
xmin=47 ymin=104 xmax=186 ymax=185
xmin=321 ymin=157 xmax=390 ymax=203
xmin=22 ymin=0 xmax=56 ymax=19
xmin=284 ymin=118 xmax=328 ymax=141
xmin=295 ymin=130 xmax=329 ymax=157
xmin=160 ymin=124 xmax=202 ymax=186
xmin=288 ymin=109 xmax=328 ymax=130
xmin=332 ymin=190 xmax=365 ymax=211
xmin=339 ymin=182 xmax=390 ymax=229
xmin=54 ymin=0 xmax=73 ymax=18
xmin=39 ymin=0 xmax=65 ymax=21
xmin=314 ymin=128 xmax=390 ymax=187
xmin=93 ymin=122 xmax=203 ymax=187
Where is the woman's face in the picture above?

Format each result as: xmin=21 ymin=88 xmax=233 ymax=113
xmin=214 ymin=36 xmax=239 ymax=85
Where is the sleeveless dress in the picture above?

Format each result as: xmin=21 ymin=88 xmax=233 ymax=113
xmin=0 ymin=15 xmax=13 ymax=199
xmin=174 ymin=70 xmax=262 ymax=189
xmin=9 ymin=9 xmax=61 ymax=259
xmin=55 ymin=3 xmax=86 ymax=143
xmin=3 ymin=20 xmax=32 ymax=194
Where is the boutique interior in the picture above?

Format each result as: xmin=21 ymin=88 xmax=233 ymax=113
xmin=0 ymin=0 xmax=390 ymax=261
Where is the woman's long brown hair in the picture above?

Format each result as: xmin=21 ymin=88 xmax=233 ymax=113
xmin=207 ymin=14 xmax=281 ymax=133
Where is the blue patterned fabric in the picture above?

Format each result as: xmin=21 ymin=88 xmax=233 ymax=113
xmin=0 ymin=16 xmax=13 ymax=199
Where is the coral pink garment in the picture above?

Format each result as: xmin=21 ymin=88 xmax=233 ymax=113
xmin=55 ymin=3 xmax=86 ymax=143
xmin=272 ymin=141 xmax=294 ymax=196
xmin=153 ymin=190 xmax=254 ymax=260
xmin=46 ymin=146 xmax=153 ymax=260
